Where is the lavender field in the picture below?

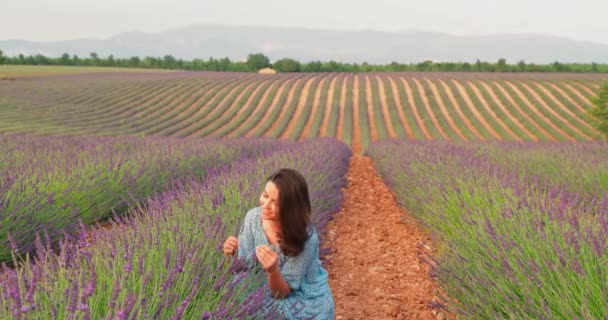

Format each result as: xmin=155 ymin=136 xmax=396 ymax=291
xmin=368 ymin=140 xmax=608 ymax=319
xmin=0 ymin=134 xmax=350 ymax=319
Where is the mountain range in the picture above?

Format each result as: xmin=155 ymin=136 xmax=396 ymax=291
xmin=2 ymin=24 xmax=608 ymax=64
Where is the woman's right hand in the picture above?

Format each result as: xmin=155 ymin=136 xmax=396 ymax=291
xmin=223 ymin=236 xmax=239 ymax=256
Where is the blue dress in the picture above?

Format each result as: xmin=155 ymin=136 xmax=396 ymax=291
xmin=237 ymin=207 xmax=335 ymax=320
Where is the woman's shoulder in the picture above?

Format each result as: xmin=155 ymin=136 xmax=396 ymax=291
xmin=244 ymin=206 xmax=262 ymax=220
xmin=306 ymin=226 xmax=319 ymax=246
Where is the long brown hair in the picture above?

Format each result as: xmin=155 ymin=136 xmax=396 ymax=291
xmin=267 ymin=168 xmax=311 ymax=257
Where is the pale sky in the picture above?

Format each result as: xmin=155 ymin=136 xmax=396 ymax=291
xmin=2 ymin=0 xmax=608 ymax=45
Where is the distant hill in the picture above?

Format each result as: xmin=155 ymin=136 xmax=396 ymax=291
xmin=2 ymin=24 xmax=608 ymax=64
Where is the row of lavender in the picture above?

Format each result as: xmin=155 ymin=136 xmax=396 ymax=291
xmin=0 ymin=137 xmax=351 ymax=319
xmin=0 ymin=134 xmax=285 ymax=263
xmin=368 ymin=140 xmax=607 ymax=319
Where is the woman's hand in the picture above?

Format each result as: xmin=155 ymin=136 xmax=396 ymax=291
xmin=223 ymin=236 xmax=238 ymax=256
xmin=255 ymin=245 xmax=279 ymax=272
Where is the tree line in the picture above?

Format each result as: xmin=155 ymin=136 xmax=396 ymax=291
xmin=1 ymin=49 xmax=608 ymax=73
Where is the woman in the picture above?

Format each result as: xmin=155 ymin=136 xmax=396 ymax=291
xmin=223 ymin=168 xmax=335 ymax=320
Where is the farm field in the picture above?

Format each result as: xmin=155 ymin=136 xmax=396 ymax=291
xmin=1 ymin=71 xmax=607 ymax=150
xmin=1 ymin=68 xmax=608 ymax=319
xmin=0 ymin=65 xmax=174 ymax=78
xmin=368 ymin=140 xmax=608 ymax=319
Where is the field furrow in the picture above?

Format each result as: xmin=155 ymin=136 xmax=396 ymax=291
xmin=478 ymin=81 xmax=538 ymax=141
xmin=364 ymin=75 xmax=380 ymax=141
xmin=518 ymin=81 xmax=591 ymax=140
xmin=452 ymin=80 xmax=502 ymax=140
xmin=424 ymin=78 xmax=467 ymax=140
xmin=387 ymin=76 xmax=415 ymax=139
xmin=503 ymin=81 xmax=573 ymax=141
xmin=245 ymin=75 xmax=299 ymax=138
xmin=400 ymin=77 xmax=432 ymax=139
xmin=412 ymin=78 xmax=448 ymax=139
xmin=531 ymin=81 xmax=598 ymax=136
xmin=320 ymin=75 xmax=338 ymax=137
xmin=375 ymin=75 xmax=397 ymax=138
xmin=299 ymin=77 xmax=328 ymax=140
xmin=210 ymin=78 xmax=277 ymax=137
xmin=466 ymin=80 xmax=521 ymax=141
xmin=280 ymin=76 xmax=318 ymax=139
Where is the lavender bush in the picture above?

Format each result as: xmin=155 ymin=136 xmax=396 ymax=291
xmin=368 ymin=139 xmax=608 ymax=319
xmin=0 ymin=134 xmax=285 ymax=263
xmin=0 ymin=137 xmax=350 ymax=319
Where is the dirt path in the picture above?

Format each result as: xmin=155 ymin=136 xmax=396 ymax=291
xmin=326 ymin=151 xmax=444 ymax=320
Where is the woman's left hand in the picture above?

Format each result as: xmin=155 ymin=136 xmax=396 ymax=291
xmin=255 ymin=245 xmax=279 ymax=272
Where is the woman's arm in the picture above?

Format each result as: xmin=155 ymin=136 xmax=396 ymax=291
xmin=266 ymin=267 xmax=292 ymax=299
xmin=256 ymin=245 xmax=292 ymax=299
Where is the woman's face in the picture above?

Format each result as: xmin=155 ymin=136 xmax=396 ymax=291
xmin=260 ymin=181 xmax=280 ymax=221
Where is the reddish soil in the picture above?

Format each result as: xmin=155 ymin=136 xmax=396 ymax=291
xmin=326 ymin=143 xmax=446 ymax=319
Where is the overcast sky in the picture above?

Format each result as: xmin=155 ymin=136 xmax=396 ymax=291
xmin=2 ymin=0 xmax=608 ymax=45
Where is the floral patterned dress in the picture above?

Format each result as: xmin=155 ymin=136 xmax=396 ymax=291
xmin=237 ymin=207 xmax=335 ymax=320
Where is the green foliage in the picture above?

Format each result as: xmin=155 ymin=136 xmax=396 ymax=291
xmin=273 ymin=58 xmax=301 ymax=72
xmin=246 ymin=53 xmax=270 ymax=71
xmin=2 ymin=50 xmax=608 ymax=73
xmin=588 ymin=82 xmax=608 ymax=139
xmin=0 ymin=49 xmax=4 ymax=65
